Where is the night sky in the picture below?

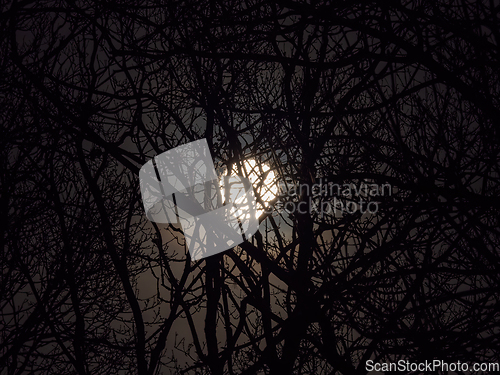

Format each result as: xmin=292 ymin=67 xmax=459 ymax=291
xmin=2 ymin=1 xmax=500 ymax=374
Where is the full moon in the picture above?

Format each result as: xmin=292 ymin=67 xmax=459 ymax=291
xmin=224 ymin=159 xmax=278 ymax=218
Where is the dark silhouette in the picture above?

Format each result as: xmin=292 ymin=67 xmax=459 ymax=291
xmin=2 ymin=0 xmax=499 ymax=374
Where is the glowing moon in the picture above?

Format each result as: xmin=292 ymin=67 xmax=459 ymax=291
xmin=224 ymin=159 xmax=278 ymax=218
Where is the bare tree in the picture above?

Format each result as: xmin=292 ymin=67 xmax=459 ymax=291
xmin=2 ymin=0 xmax=499 ymax=374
